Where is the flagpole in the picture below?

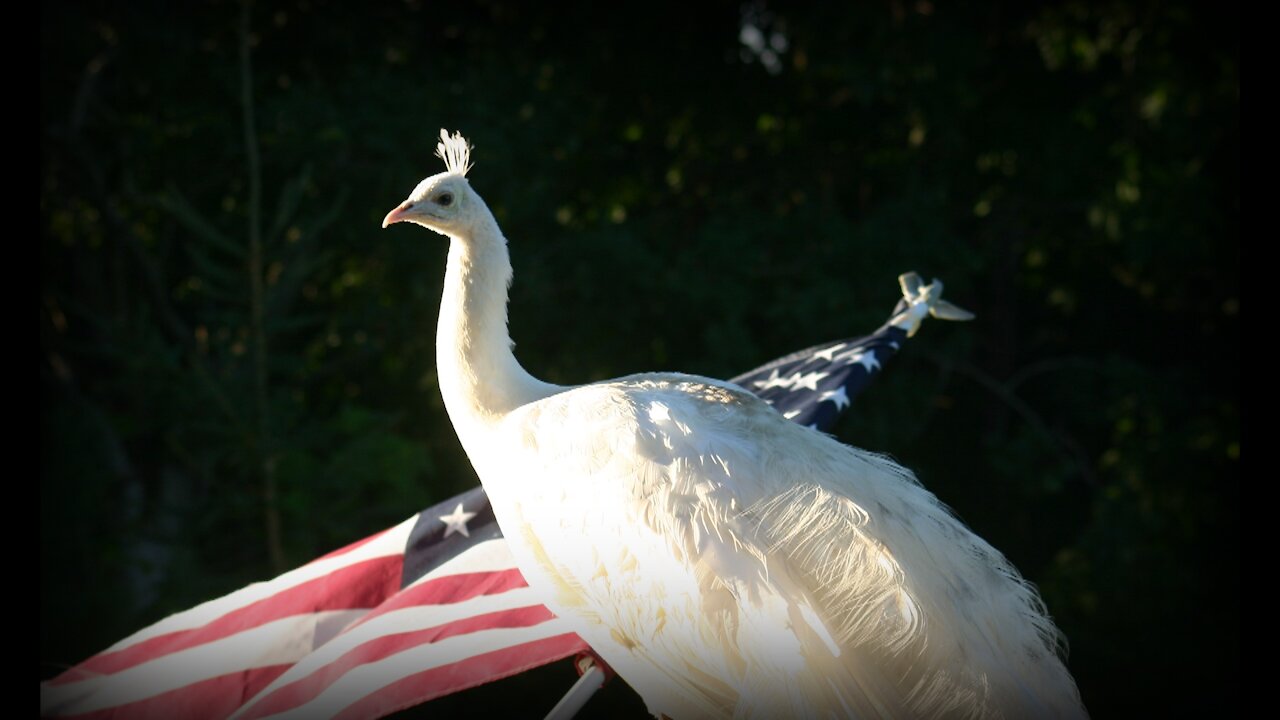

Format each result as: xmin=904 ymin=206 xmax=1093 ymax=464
xmin=544 ymin=656 xmax=607 ymax=720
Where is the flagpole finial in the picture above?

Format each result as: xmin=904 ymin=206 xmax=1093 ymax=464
xmin=891 ymin=272 xmax=975 ymax=337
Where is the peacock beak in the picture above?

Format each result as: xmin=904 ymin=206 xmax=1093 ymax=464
xmin=381 ymin=201 xmax=415 ymax=228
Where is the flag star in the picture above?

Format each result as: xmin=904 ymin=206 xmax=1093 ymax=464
xmin=751 ymin=368 xmax=793 ymax=390
xmin=836 ymin=349 xmax=881 ymax=373
xmin=439 ymin=503 xmax=477 ymax=538
xmin=889 ymin=341 xmax=900 ymax=350
xmin=819 ymin=386 xmax=851 ymax=410
xmin=790 ymin=371 xmax=829 ymax=392
xmin=831 ymin=347 xmax=863 ymax=365
xmin=812 ymin=343 xmax=846 ymax=361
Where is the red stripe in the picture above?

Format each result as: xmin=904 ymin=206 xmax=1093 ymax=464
xmin=51 ymin=556 xmax=403 ymax=684
xmin=52 ymin=665 xmax=291 ymax=720
xmin=333 ymin=632 xmax=590 ymax=720
xmin=346 ymin=568 xmax=529 ymax=630
xmin=236 ymin=605 xmax=560 ymax=720
xmin=308 ymin=527 xmax=394 ymax=565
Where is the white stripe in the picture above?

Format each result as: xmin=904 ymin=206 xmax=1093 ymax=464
xmin=101 ymin=516 xmax=420 ymax=653
xmin=41 ymin=609 xmax=367 ymax=716
xmin=274 ymin=587 xmax=546 ymax=678
xmin=234 ymin=539 xmax=529 ymax=718
xmin=259 ymin=618 xmax=577 ymax=720
xmin=404 ymin=536 xmax=518 ymax=583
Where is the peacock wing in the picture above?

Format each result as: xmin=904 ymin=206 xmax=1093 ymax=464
xmin=484 ymin=374 xmax=905 ymax=719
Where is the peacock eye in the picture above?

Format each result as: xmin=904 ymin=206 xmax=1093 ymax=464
xmin=437 ymin=193 xmax=454 ymax=207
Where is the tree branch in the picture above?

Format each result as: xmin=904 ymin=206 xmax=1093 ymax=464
xmin=920 ymin=352 xmax=1097 ymax=487
xmin=240 ymin=0 xmax=285 ymax=572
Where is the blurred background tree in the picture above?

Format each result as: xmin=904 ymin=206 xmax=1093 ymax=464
xmin=41 ymin=0 xmax=1237 ymax=716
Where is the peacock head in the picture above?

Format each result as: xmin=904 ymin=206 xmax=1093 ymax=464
xmin=382 ymin=129 xmax=484 ymax=237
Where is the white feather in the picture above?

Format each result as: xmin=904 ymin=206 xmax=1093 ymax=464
xmin=435 ymin=129 xmax=474 ymax=177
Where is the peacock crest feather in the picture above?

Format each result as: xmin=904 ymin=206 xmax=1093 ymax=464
xmin=435 ymin=129 xmax=474 ymax=177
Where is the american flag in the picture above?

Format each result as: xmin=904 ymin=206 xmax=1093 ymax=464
xmin=41 ymin=289 xmax=939 ymax=720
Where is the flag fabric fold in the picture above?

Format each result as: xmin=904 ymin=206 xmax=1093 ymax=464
xmin=43 ymin=293 xmax=929 ymax=720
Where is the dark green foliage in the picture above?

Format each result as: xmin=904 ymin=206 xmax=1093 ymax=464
xmin=41 ymin=1 xmax=1237 ymax=715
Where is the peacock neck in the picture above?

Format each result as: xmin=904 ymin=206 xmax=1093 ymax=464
xmin=437 ymin=215 xmax=557 ymax=441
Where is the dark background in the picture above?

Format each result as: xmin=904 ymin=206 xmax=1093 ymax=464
xmin=41 ymin=1 xmax=1238 ymax=716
